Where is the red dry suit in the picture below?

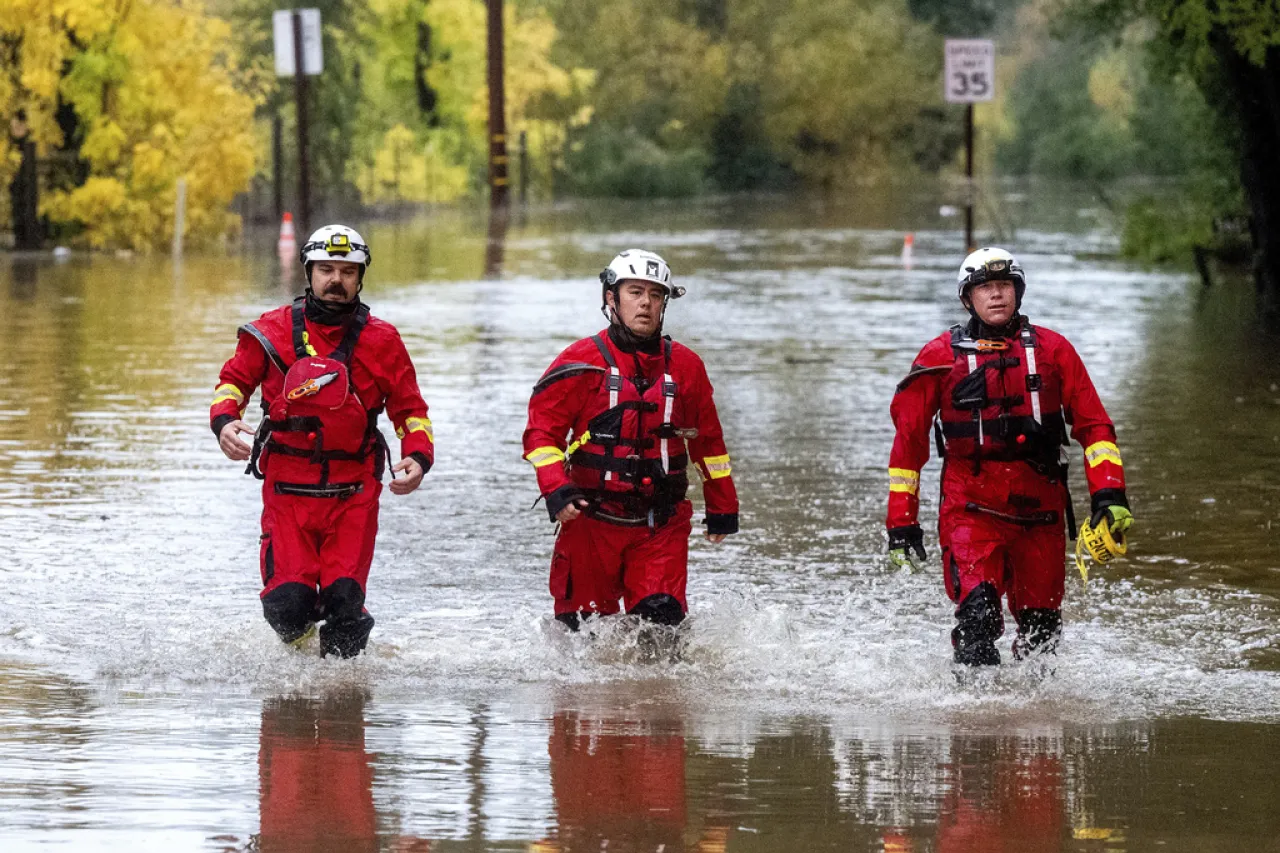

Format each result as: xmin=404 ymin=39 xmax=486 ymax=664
xmin=887 ymin=318 xmax=1125 ymax=617
xmin=211 ymin=297 xmax=434 ymax=604
xmin=523 ymin=329 xmax=739 ymax=620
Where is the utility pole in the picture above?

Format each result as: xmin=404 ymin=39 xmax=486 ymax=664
xmin=272 ymin=111 xmax=284 ymax=224
xmin=486 ymin=0 xmax=509 ymax=209
xmin=292 ymin=10 xmax=311 ymax=235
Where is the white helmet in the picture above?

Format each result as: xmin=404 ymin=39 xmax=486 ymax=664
xmin=599 ymin=249 xmax=685 ymax=298
xmin=300 ymin=224 xmax=371 ymax=272
xmin=956 ymin=246 xmax=1025 ymax=306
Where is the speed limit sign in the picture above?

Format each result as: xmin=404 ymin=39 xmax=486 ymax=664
xmin=944 ymin=39 xmax=995 ymax=103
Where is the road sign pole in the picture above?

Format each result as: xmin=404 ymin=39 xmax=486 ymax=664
xmin=292 ymin=10 xmax=310 ymax=237
xmin=965 ymin=103 xmax=974 ymax=251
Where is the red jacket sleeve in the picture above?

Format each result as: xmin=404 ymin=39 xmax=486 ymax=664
xmin=210 ymin=329 xmax=270 ymax=436
xmin=886 ymin=336 xmax=949 ymax=529
xmin=686 ymin=355 xmax=739 ymax=527
xmin=522 ymin=345 xmax=598 ymax=499
xmin=375 ymin=329 xmax=434 ymax=468
xmin=1052 ymin=335 xmax=1125 ymax=497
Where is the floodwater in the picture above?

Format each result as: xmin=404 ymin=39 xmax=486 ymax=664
xmin=1 ymin=192 xmax=1278 ymax=851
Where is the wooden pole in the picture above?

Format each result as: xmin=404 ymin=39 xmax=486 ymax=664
xmin=486 ymin=0 xmax=509 ymax=209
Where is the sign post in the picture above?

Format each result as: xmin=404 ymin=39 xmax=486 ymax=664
xmin=273 ymin=9 xmax=323 ymax=238
xmin=944 ymin=39 xmax=995 ymax=251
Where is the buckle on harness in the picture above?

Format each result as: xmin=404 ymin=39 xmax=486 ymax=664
xmin=1026 ymin=374 xmax=1043 ymax=392
xmin=661 ymin=381 xmax=677 ymax=397
xmin=606 ymin=374 xmax=624 ymax=392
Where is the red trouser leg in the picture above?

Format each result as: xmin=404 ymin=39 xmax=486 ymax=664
xmin=549 ymin=501 xmax=692 ymax=617
xmin=260 ymin=492 xmax=323 ymax=598
xmin=620 ymin=500 xmax=692 ymax=612
xmin=259 ymin=476 xmax=380 ymax=598
xmin=316 ymin=478 xmax=381 ymax=593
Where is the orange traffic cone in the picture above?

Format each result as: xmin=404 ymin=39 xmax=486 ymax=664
xmin=277 ymin=212 xmax=297 ymax=259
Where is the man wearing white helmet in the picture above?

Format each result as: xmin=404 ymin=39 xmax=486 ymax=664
xmin=523 ymin=249 xmax=739 ymax=636
xmin=885 ymin=247 xmax=1133 ymax=668
xmin=210 ymin=224 xmax=434 ymax=657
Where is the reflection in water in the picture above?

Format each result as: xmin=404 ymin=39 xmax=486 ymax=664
xmin=936 ymin=736 xmax=1064 ymax=853
xmin=538 ymin=695 xmax=732 ymax=853
xmin=257 ymin=692 xmax=379 ymax=853
xmin=484 ymin=207 xmax=510 ymax=279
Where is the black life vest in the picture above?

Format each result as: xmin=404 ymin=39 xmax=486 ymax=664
xmin=566 ymin=333 xmax=691 ymax=525
xmin=935 ymin=320 xmax=1068 ymax=477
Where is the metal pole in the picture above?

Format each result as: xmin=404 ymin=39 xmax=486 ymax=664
xmin=293 ymin=10 xmax=311 ymax=235
xmin=272 ymin=111 xmax=283 ymax=223
xmin=964 ymin=102 xmax=974 ymax=251
xmin=486 ymin=0 xmax=509 ymax=209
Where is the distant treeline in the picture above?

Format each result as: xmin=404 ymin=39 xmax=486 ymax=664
xmin=5 ymin=0 xmax=1277 ymax=291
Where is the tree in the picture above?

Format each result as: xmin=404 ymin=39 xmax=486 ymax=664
xmin=2 ymin=0 xmax=260 ymax=249
xmin=1062 ymin=0 xmax=1280 ymax=303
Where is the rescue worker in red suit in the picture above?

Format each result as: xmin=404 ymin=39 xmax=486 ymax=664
xmin=886 ymin=248 xmax=1134 ymax=666
xmin=523 ymin=249 xmax=739 ymax=631
xmin=212 ymin=225 xmax=433 ymax=658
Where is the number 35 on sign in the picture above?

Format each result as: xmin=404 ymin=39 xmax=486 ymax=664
xmin=945 ymin=39 xmax=995 ymax=103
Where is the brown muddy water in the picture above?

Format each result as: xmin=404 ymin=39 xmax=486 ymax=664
xmin=1 ymin=194 xmax=1278 ymax=851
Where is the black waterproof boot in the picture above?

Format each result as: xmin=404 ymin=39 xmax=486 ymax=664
xmin=318 ymin=578 xmax=374 ymax=659
xmin=628 ymin=594 xmax=686 ymax=662
xmin=262 ymin=582 xmax=320 ymax=645
xmin=952 ymin=582 xmax=1004 ymax=667
xmin=1012 ymin=608 xmax=1062 ymax=660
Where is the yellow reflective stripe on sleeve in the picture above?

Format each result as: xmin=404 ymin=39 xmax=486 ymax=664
xmin=1084 ymin=441 xmax=1123 ymax=468
xmin=211 ymin=384 xmax=245 ymax=406
xmin=525 ymin=446 xmax=566 ymax=469
xmin=702 ymin=454 xmax=732 ymax=480
xmin=888 ymin=467 xmax=920 ymax=495
xmin=400 ymin=416 xmax=433 ymax=441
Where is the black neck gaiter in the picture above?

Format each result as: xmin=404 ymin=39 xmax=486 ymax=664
xmin=304 ymin=289 xmax=361 ymax=326
xmin=608 ymin=321 xmax=663 ymax=354
xmin=967 ymin=313 xmax=1024 ymax=340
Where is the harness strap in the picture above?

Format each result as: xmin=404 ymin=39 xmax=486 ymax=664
xmin=531 ymin=362 xmax=607 ymax=397
xmin=291 ymin=297 xmax=308 ymax=358
xmin=660 ymin=338 xmax=676 ymax=475
xmin=1020 ymin=326 xmax=1042 ymax=424
xmin=238 ymin=323 xmax=288 ymax=375
xmin=569 ymin=452 xmax=688 ymax=476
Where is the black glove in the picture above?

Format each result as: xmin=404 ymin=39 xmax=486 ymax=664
xmin=545 ymin=484 xmax=588 ymax=523
xmin=887 ymin=524 xmax=927 ymax=568
xmin=1090 ymin=488 xmax=1130 ymax=528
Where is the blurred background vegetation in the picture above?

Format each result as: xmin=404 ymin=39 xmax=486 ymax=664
xmin=5 ymin=0 xmax=1280 ymax=289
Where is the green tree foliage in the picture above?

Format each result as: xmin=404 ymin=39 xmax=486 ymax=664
xmin=549 ymin=0 xmax=941 ymax=194
xmin=1049 ymin=1 xmax=1273 ymax=274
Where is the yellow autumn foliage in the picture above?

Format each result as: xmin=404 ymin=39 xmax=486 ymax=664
xmin=4 ymin=0 xmax=260 ymax=249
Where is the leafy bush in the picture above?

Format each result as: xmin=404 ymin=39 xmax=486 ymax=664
xmin=561 ymin=125 xmax=708 ymax=198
